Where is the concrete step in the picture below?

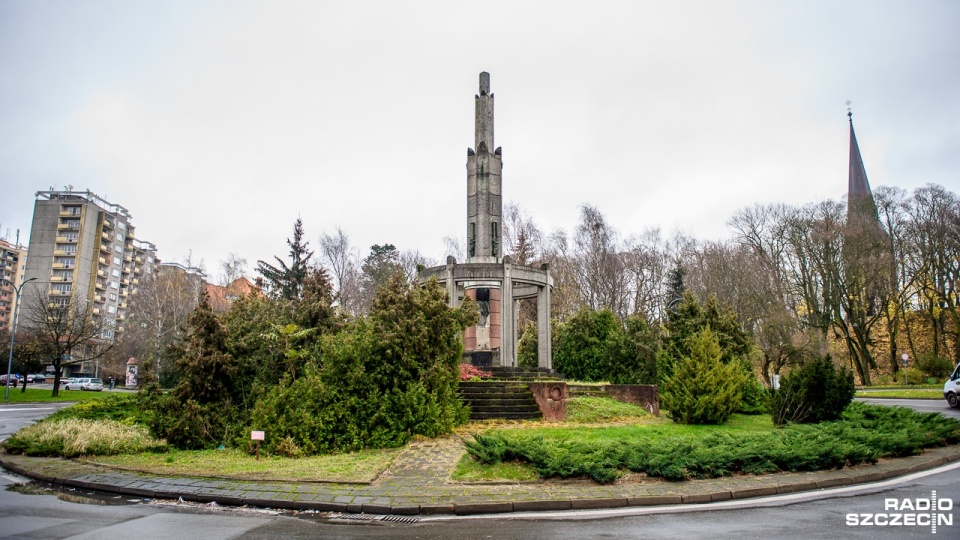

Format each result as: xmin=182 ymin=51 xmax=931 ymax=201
xmin=458 ymin=379 xmax=545 ymax=421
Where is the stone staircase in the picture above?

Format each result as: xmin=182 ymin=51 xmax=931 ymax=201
xmin=458 ymin=367 xmax=564 ymax=421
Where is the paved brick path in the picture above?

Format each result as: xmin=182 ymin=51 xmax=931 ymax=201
xmin=2 ymin=441 xmax=959 ymax=516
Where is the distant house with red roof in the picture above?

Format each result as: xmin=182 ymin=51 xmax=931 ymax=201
xmin=204 ymin=277 xmax=263 ymax=312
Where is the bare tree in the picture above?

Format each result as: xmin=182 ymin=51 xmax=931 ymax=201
xmin=570 ymin=205 xmax=630 ymax=319
xmin=19 ymin=288 xmax=116 ymax=396
xmin=219 ymin=252 xmax=248 ymax=286
xmin=502 ymin=203 xmax=545 ymax=266
xmin=903 ymin=184 xmax=960 ymax=362
xmin=319 ymin=227 xmax=365 ymax=316
xmin=399 ymin=249 xmax=436 ymax=283
xmin=442 ymin=236 xmax=465 ymax=262
xmin=127 ymin=266 xmax=202 ymax=385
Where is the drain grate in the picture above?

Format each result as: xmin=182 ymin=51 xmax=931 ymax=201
xmin=332 ymin=513 xmax=420 ymax=524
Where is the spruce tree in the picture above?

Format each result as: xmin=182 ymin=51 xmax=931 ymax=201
xmin=257 ymin=218 xmax=314 ymax=300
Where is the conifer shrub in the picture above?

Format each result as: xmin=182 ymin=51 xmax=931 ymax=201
xmin=552 ymin=308 xmax=658 ymax=384
xmin=517 ymin=321 xmax=539 ymax=368
xmin=659 ymin=327 xmax=748 ymax=424
xmin=463 ymin=403 xmax=960 ymax=483
xmin=770 ymin=355 xmax=855 ymax=426
xmin=918 ymin=353 xmax=954 ymax=379
xmin=249 ymin=275 xmax=477 ymax=455
xmin=738 ymin=370 xmax=769 ymax=414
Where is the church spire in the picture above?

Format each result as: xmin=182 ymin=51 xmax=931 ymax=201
xmin=846 ymin=104 xmax=877 ymax=219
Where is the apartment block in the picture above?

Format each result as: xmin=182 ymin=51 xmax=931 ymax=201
xmin=21 ymin=191 xmax=157 ymax=361
xmin=0 ymin=238 xmax=28 ymax=333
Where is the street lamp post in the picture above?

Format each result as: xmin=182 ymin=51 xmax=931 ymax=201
xmin=6 ymin=277 xmax=38 ymax=401
xmin=901 ymin=353 xmax=910 ymax=386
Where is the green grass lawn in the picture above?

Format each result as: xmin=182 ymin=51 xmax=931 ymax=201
xmin=86 ymin=447 xmax=400 ymax=483
xmin=1 ymin=387 xmax=118 ymax=403
xmin=856 ymin=389 xmax=944 ymax=399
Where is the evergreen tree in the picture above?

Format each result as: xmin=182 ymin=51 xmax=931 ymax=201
xmin=257 ymin=218 xmax=314 ymax=300
xmin=660 ymin=326 xmax=748 ymax=424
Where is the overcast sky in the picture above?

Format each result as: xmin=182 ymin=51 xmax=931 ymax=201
xmin=1 ymin=0 xmax=958 ymax=279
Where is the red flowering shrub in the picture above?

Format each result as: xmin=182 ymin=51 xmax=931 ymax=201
xmin=459 ymin=363 xmax=493 ymax=381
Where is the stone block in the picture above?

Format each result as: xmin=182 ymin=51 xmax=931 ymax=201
xmin=528 ymin=382 xmax=567 ymax=421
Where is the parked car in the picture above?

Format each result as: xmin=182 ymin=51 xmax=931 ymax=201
xmin=32 ymin=374 xmax=47 ymax=383
xmin=60 ymin=377 xmax=79 ymax=389
xmin=0 ymin=374 xmax=19 ymax=385
xmin=65 ymin=378 xmax=103 ymax=392
xmin=945 ymin=364 xmax=960 ymax=408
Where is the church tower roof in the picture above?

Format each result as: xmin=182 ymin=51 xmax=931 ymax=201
xmin=847 ymin=107 xmax=878 ymax=219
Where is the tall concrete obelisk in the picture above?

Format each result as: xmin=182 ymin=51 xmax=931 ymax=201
xmin=466 ymin=72 xmax=502 ymax=263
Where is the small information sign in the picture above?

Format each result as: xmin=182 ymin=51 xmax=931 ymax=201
xmin=251 ymin=430 xmax=265 ymax=441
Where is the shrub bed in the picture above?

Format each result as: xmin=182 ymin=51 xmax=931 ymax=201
xmin=464 ymin=403 xmax=960 ymax=483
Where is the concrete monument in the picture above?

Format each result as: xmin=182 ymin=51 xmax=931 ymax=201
xmin=420 ymin=73 xmax=553 ymax=369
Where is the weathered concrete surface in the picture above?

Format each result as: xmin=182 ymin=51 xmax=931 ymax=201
xmin=604 ymin=384 xmax=660 ymax=417
xmin=528 ymin=382 xmax=568 ymax=421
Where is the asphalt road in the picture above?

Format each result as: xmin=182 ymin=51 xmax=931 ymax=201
xmin=0 ymin=399 xmax=958 ymax=539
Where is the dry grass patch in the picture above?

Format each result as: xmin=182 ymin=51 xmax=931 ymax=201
xmin=4 ymin=418 xmax=167 ymax=457
xmin=85 ymin=446 xmax=401 ymax=483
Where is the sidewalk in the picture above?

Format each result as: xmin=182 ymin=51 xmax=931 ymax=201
xmin=2 ymin=439 xmax=959 ymax=516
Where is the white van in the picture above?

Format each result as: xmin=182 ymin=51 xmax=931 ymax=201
xmin=944 ymin=364 xmax=960 ymax=408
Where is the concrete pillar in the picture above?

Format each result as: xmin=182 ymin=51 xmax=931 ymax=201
xmin=500 ymin=261 xmax=515 ymax=367
xmin=537 ymin=266 xmax=552 ymax=369
xmin=445 ymin=256 xmax=457 ymax=308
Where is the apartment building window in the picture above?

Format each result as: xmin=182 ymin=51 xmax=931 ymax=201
xmin=55 ymin=270 xmax=74 ymax=281
xmin=53 ymin=297 xmax=69 ymax=307
xmin=62 ymin=219 xmax=80 ymax=228
xmin=116 ymin=232 xmax=124 ymax=241
xmin=107 ymin=305 xmax=117 ymax=314
xmin=63 ymin=231 xmax=79 ymax=241
xmin=109 ymin=293 xmax=118 ymax=301
xmin=59 ymin=244 xmax=77 ymax=254
xmin=63 ymin=206 xmax=81 ymax=215
xmin=113 ymin=256 xmax=121 ymax=265
xmin=55 ymin=257 xmax=75 ymax=268
xmin=114 ymin=244 xmax=123 ymax=253
xmin=111 ymin=269 xmax=121 ymax=278
xmin=54 ymin=283 xmax=72 ymax=294
xmin=109 ymin=281 xmax=119 ymax=289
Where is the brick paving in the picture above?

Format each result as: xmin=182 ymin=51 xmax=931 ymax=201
xmin=2 ymin=440 xmax=959 ymax=516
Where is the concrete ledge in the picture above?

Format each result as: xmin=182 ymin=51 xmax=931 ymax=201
xmin=308 ymin=501 xmax=349 ymax=512
xmin=361 ymin=503 xmax=392 ymax=514
xmin=346 ymin=504 xmax=363 ymax=513
xmin=709 ymin=491 xmax=733 ymax=501
xmin=570 ymin=498 xmax=627 ymax=510
xmin=243 ymin=497 xmax=300 ymax=510
xmin=680 ymin=493 xmax=714 ymax=504
xmin=628 ymin=495 xmax=682 ymax=506
xmin=455 ymin=502 xmax=514 ymax=515
xmin=815 ymin=477 xmax=852 ymax=489
xmin=419 ymin=504 xmax=455 ymax=515
xmin=850 ymin=471 xmax=884 ymax=484
xmin=390 ymin=505 xmax=420 ymax=515
xmin=731 ymin=487 xmax=778 ymax=499
xmin=513 ymin=499 xmax=572 ymax=512
xmin=777 ymin=481 xmax=818 ymax=494
xmin=188 ymin=493 xmax=245 ymax=506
